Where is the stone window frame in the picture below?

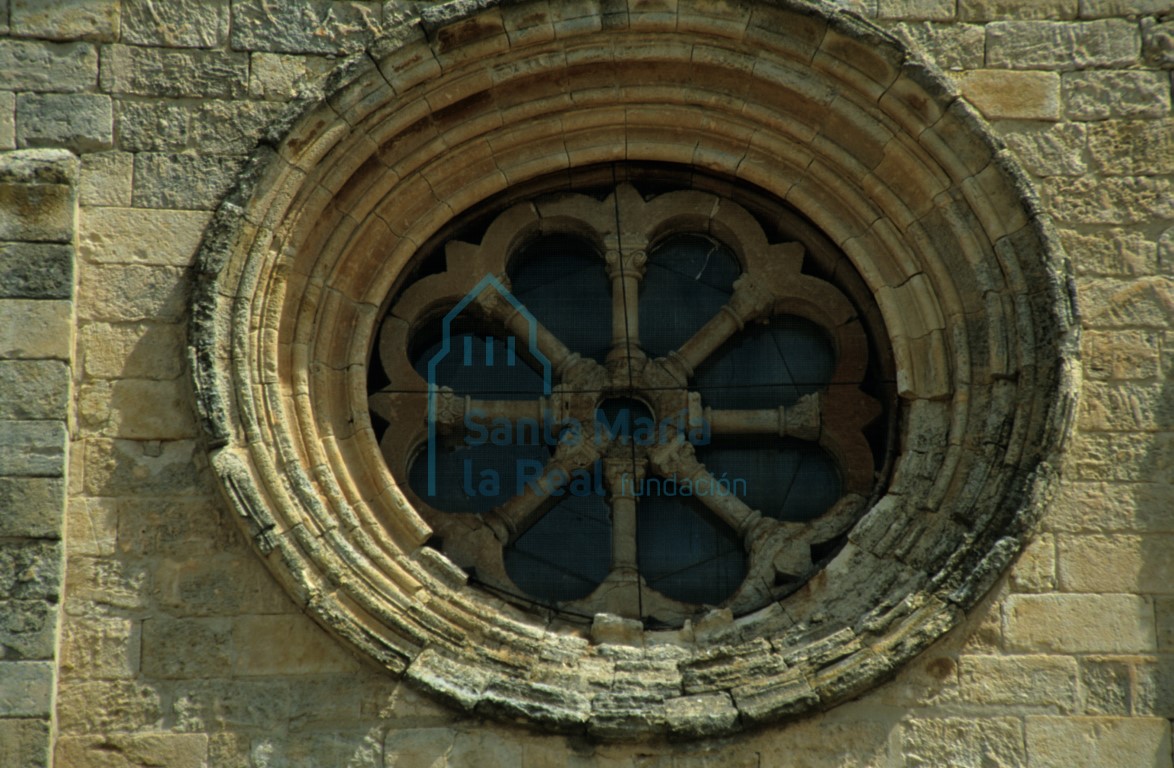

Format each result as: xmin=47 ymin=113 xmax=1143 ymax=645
xmin=370 ymin=182 xmax=892 ymax=627
xmin=189 ymin=0 xmax=1079 ymax=739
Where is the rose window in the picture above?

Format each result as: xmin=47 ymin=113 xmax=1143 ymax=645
xmin=193 ymin=0 xmax=1078 ymax=734
xmin=369 ymin=184 xmax=894 ymax=626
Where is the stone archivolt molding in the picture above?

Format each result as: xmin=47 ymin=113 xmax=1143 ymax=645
xmin=190 ymin=0 xmax=1079 ymax=739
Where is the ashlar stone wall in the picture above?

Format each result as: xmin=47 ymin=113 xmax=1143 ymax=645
xmin=0 ymin=0 xmax=1170 ymax=766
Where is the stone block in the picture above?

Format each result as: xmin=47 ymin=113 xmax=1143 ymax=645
xmin=116 ymin=99 xmax=191 ymax=152
xmin=0 ymin=182 xmax=74 ymax=242
xmin=960 ymin=0 xmax=1077 ymax=20
xmin=121 ymin=0 xmax=229 ymax=47
xmin=231 ymin=0 xmax=383 ymax=54
xmin=10 ymin=0 xmax=119 ymax=41
xmin=1078 ymin=277 xmax=1174 ymax=328
xmin=959 ymin=655 xmax=1078 ymax=711
xmin=1058 ymin=534 xmax=1174 ymax=594
xmin=1063 ymin=70 xmax=1171 ymax=120
xmin=117 ymin=498 xmax=232 ymax=556
xmin=1078 ymin=656 xmax=1132 ymax=715
xmin=1083 ymin=330 xmax=1162 ymax=380
xmin=152 ymin=554 xmax=294 ymax=617
xmin=1080 ymin=0 xmax=1172 ymax=16
xmin=78 ymin=264 xmax=188 ymax=322
xmin=1045 ymin=176 xmax=1174 ymax=225
xmin=0 ymin=718 xmax=49 ymax=768
xmin=448 ymin=730 xmax=522 ymax=768
xmin=0 ymin=39 xmax=97 ymax=92
xmin=0 ymin=660 xmax=53 ymax=716
xmin=168 ymin=679 xmax=293 ymax=733
xmin=0 ymin=599 xmax=56 ymax=660
xmin=0 ymin=541 xmax=61 ymax=601
xmin=141 ymin=617 xmax=233 ymax=679
xmin=1141 ymin=18 xmax=1173 ymax=66
xmin=1088 ymin=119 xmax=1174 ymax=176
xmin=0 ymin=147 xmax=77 ymax=185
xmin=1062 ymin=228 xmax=1158 ymax=276
xmin=79 ymin=151 xmax=133 ymax=206
xmin=1158 ymin=598 xmax=1174 ymax=651
xmin=79 ymin=322 xmax=185 ymax=379
xmin=877 ymin=0 xmax=954 ymax=20
xmin=901 ymin=717 xmax=1026 ymax=766
xmin=131 ymin=152 xmax=245 ymax=210
xmin=1006 ymin=594 xmax=1156 ymax=653
xmin=664 ymin=693 xmax=739 ymax=738
xmin=232 ymin=615 xmax=360 ymax=676
xmin=383 ymin=727 xmax=455 ymax=768
xmin=1049 ymin=481 xmax=1174 ymax=534
xmin=987 ymin=19 xmax=1141 ymax=70
xmin=249 ymin=52 xmax=338 ymax=100
xmin=0 ymin=91 xmax=14 ymax=150
xmin=79 ymin=207 xmax=211 ymax=265
xmin=1080 ymin=381 xmax=1173 ymax=433
xmin=0 ymin=477 xmax=62 ymax=539
xmin=102 ymin=45 xmax=248 ymax=98
xmin=753 ymin=717 xmax=893 ymax=766
xmin=189 ymin=99 xmax=286 ymax=154
xmin=1134 ymin=655 xmax=1174 ymax=716
xmin=1010 ymin=532 xmax=1056 ymax=592
xmin=1069 ymin=432 xmax=1174 ymax=483
xmin=874 ymin=654 xmax=961 ymax=708
xmin=82 ymin=438 xmax=200 ymax=496
xmin=0 ymin=300 xmax=72 ymax=359
xmin=0 ymin=360 xmax=69 ymax=420
xmin=65 ymin=498 xmax=116 ymax=556
xmin=205 ymin=732 xmax=252 ymax=766
xmin=997 ymin=121 xmax=1086 ymax=176
xmin=1161 ymin=227 xmax=1174 ymax=276
xmin=76 ymin=380 xmax=111 ymax=433
xmin=956 ymin=69 xmax=1061 ymax=120
xmin=54 ymin=680 xmax=161 ymax=734
xmin=888 ymin=21 xmax=986 ymax=71
xmin=1026 ymin=716 xmax=1172 ymax=767
xmin=57 ymin=734 xmax=209 ymax=768
xmin=0 ymin=242 xmax=72 ymax=299
xmin=0 ymin=420 xmax=65 ymax=477
xmin=83 ymin=377 xmax=197 ymax=440
xmin=64 ymin=555 xmax=146 ymax=611
xmin=281 ymin=729 xmax=385 ymax=767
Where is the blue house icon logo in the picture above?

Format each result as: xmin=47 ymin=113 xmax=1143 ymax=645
xmin=425 ymin=274 xmax=552 ymax=498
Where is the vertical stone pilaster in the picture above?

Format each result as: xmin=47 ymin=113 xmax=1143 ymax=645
xmin=0 ymin=149 xmax=77 ymax=768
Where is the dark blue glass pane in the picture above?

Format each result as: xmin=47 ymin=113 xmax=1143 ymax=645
xmin=640 ymin=234 xmax=740 ymax=357
xmin=694 ymin=315 xmax=834 ymax=409
xmin=637 ymin=495 xmax=745 ymax=606
xmin=695 ymin=440 xmax=841 ymax=522
xmin=510 ymin=234 xmax=612 ymax=362
xmin=505 ymin=494 xmax=612 ymax=602
xmin=413 ymin=332 xmax=545 ymax=400
xmin=408 ymin=442 xmax=550 ymax=514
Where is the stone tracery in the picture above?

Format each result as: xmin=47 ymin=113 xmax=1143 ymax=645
xmin=369 ymin=185 xmax=887 ymax=625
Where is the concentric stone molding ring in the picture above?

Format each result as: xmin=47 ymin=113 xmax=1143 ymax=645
xmin=189 ymin=0 xmax=1080 ymax=739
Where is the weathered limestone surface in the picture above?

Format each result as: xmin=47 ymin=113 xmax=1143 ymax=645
xmin=0 ymin=0 xmax=1167 ymax=766
xmin=0 ymin=149 xmax=74 ymax=768
xmin=15 ymin=93 xmax=112 ymax=152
